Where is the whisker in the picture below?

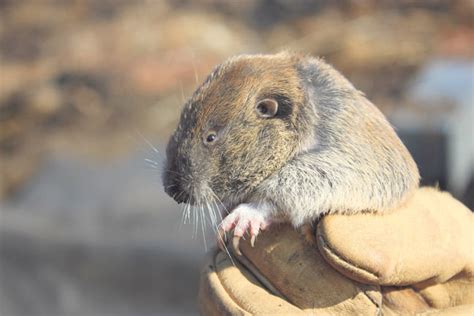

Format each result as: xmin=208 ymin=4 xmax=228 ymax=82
xmin=206 ymin=199 xmax=216 ymax=228
xmin=144 ymin=166 xmax=160 ymax=171
xmin=209 ymin=189 xmax=227 ymax=220
xmin=193 ymin=204 xmax=198 ymax=239
xmin=136 ymin=129 xmax=161 ymax=155
xmin=185 ymin=202 xmax=191 ymax=224
xmin=133 ymin=130 xmax=167 ymax=171
xmin=200 ymin=204 xmax=208 ymax=251
xmin=144 ymin=158 xmax=159 ymax=165
xmin=209 ymin=196 xmax=220 ymax=230
xmin=210 ymin=197 xmax=235 ymax=265
xmin=191 ymin=52 xmax=199 ymax=85
xmin=179 ymin=81 xmax=186 ymax=104
xmin=178 ymin=204 xmax=186 ymax=231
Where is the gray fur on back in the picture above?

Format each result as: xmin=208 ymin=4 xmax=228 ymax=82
xmin=254 ymin=57 xmax=419 ymax=227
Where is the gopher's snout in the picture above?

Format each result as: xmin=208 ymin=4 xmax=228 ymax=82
xmin=163 ymin=171 xmax=191 ymax=204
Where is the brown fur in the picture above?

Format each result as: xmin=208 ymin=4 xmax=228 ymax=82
xmin=164 ymin=53 xmax=308 ymax=205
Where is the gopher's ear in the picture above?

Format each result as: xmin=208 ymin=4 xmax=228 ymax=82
xmin=256 ymin=98 xmax=278 ymax=118
xmin=296 ymin=57 xmax=356 ymax=101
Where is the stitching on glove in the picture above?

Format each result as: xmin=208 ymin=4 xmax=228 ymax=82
xmin=316 ymin=232 xmax=380 ymax=283
xmin=233 ymin=247 xmax=287 ymax=300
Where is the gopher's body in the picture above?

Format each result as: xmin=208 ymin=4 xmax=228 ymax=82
xmin=163 ymin=52 xmax=419 ymax=245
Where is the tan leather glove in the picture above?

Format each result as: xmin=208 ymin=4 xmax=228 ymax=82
xmin=199 ymin=187 xmax=474 ymax=315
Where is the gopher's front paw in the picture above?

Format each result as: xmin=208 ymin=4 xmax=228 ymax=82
xmin=218 ymin=203 xmax=271 ymax=255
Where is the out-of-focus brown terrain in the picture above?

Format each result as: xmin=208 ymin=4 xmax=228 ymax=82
xmin=0 ymin=1 xmax=473 ymax=315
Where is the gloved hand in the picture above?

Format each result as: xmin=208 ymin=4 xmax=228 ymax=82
xmin=199 ymin=187 xmax=473 ymax=315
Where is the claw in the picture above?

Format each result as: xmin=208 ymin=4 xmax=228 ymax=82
xmin=250 ymin=235 xmax=256 ymax=247
xmin=232 ymin=236 xmax=242 ymax=255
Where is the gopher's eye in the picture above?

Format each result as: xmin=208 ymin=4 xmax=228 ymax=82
xmin=207 ymin=134 xmax=216 ymax=142
xmin=204 ymin=132 xmax=217 ymax=144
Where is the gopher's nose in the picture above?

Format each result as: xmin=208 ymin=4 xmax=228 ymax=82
xmin=170 ymin=186 xmax=190 ymax=204
xmin=163 ymin=173 xmax=190 ymax=204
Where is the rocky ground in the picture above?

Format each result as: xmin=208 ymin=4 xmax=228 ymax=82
xmin=0 ymin=1 xmax=472 ymax=315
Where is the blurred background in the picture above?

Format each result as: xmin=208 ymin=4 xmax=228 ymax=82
xmin=0 ymin=1 xmax=473 ymax=315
